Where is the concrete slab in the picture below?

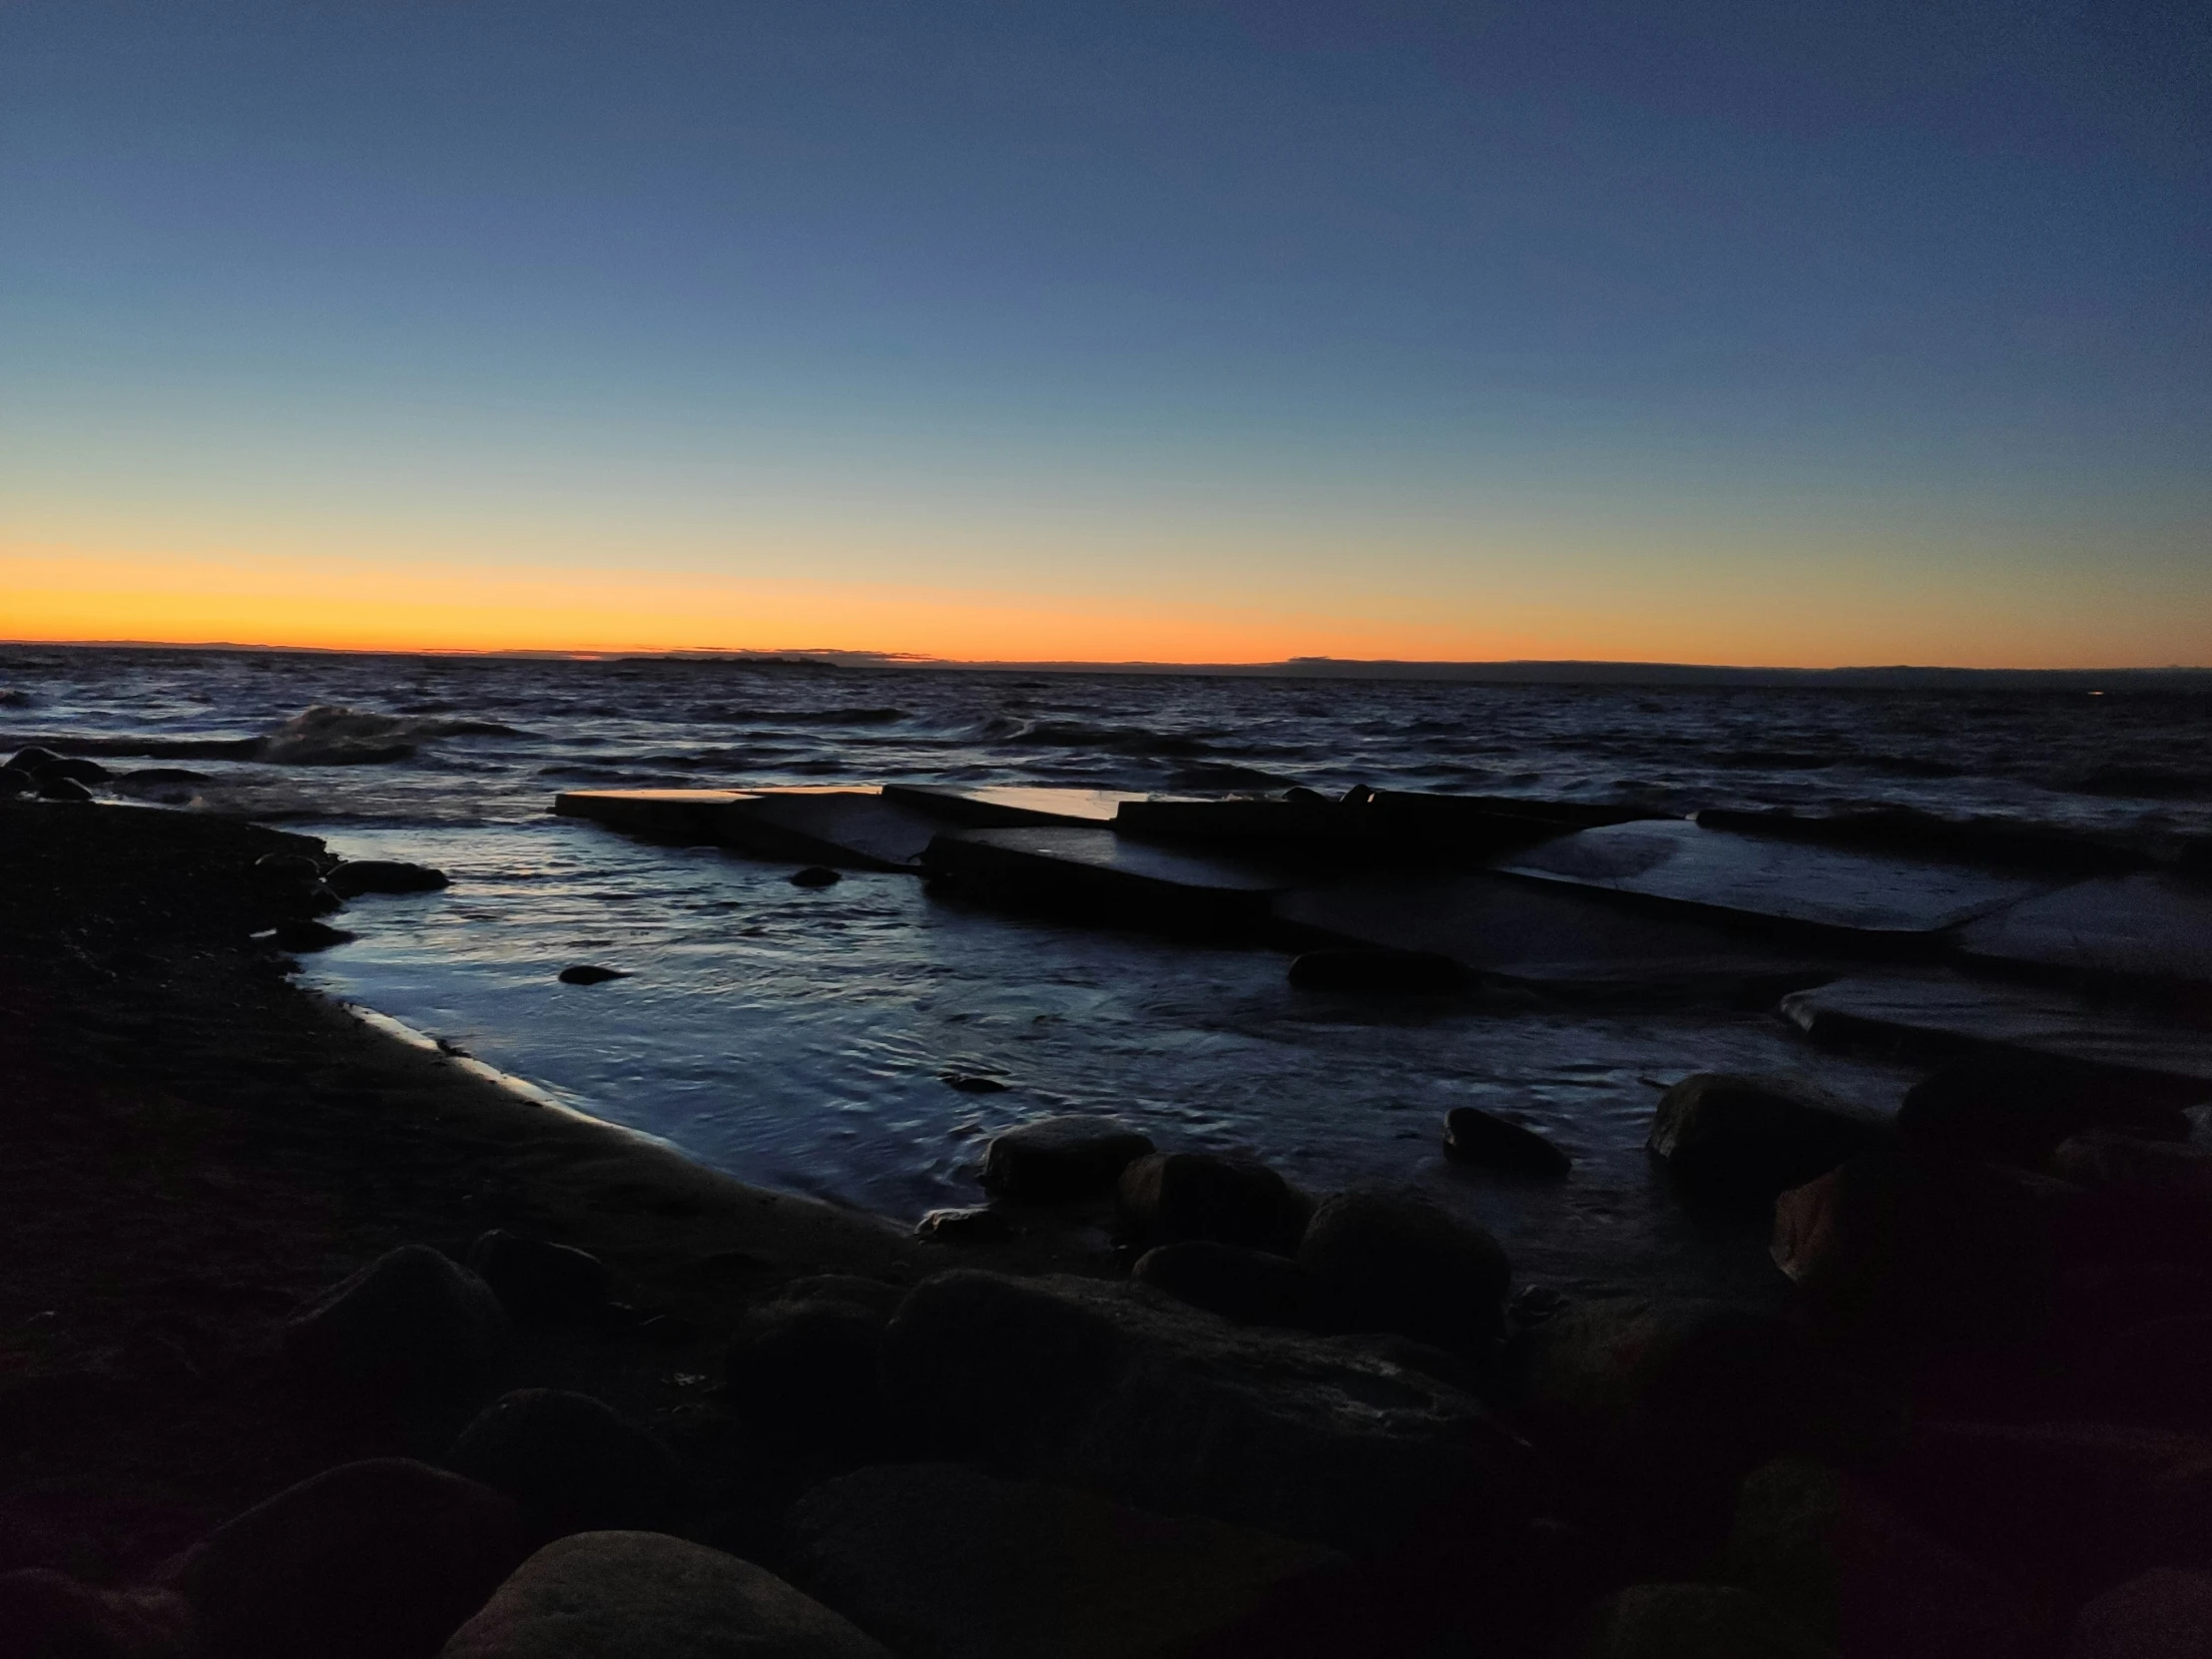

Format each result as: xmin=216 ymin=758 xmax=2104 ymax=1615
xmin=1957 ymin=873 xmax=2212 ymax=990
xmin=719 ymin=790 xmax=949 ymax=870
xmin=881 ymin=784 xmax=1152 ymax=827
xmin=1782 ymin=972 xmax=2212 ymax=1090
xmin=1273 ymin=870 xmax=1840 ymax=993
xmin=921 ymin=826 xmax=1315 ymax=931
xmin=1495 ymin=818 xmax=2052 ymax=940
xmin=553 ymin=790 xmax=750 ymax=842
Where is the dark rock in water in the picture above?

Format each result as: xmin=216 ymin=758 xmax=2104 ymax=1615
xmin=1564 ymin=1583 xmax=1831 ymax=1659
xmin=1288 ymin=947 xmax=1466 ymax=994
xmin=5 ymin=745 xmax=60 ymax=774
xmin=0 ymin=1568 xmax=196 ymax=1659
xmin=938 ymin=1071 xmax=1008 ymax=1093
xmin=2072 ymin=1569 xmax=2212 ymax=1659
xmin=980 ymin=1115 xmax=1155 ymax=1202
xmin=269 ymin=919 xmax=353 ymax=952
xmin=35 ymin=774 xmax=93 ymax=803
xmin=466 ymin=1231 xmax=611 ymax=1324
xmin=787 ymin=1460 xmax=1346 ymax=1659
xmin=557 ymin=963 xmax=628 ymax=985
xmin=724 ymin=1279 xmax=902 ymax=1441
xmin=1133 ymin=1241 xmax=1322 ymax=1328
xmin=1116 ymin=1151 xmax=1312 ymax=1255
xmin=1721 ymin=1456 xmax=2046 ymax=1659
xmin=0 ymin=766 xmax=34 ymax=797
xmin=1507 ymin=1298 xmax=1833 ymax=1520
xmin=1771 ymin=1151 xmax=2077 ymax=1339
xmin=440 ymin=1530 xmax=890 ymax=1659
xmin=915 ymin=1206 xmax=1014 ymax=1243
xmin=158 ymin=1457 xmax=528 ymax=1659
xmin=326 ymin=859 xmax=449 ymax=898
xmin=281 ymin=1244 xmax=510 ymax=1401
xmin=1898 ymin=1056 xmax=2187 ymax=1169
xmin=447 ymin=1389 xmax=692 ymax=1540
xmin=31 ymin=754 xmax=111 ymax=786
xmin=1297 ymin=1190 xmax=1510 ymax=1349
xmin=1648 ymin=1072 xmax=1886 ymax=1207
xmin=1445 ymin=1106 xmax=1572 ymax=1178
xmin=790 ymin=864 xmax=842 ymax=887
xmin=879 ymin=1269 xmax=1536 ymax=1554
xmin=119 ymin=766 xmax=211 ymax=787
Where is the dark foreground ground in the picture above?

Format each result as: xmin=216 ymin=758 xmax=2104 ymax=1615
xmin=7 ymin=797 xmax=2212 ymax=1659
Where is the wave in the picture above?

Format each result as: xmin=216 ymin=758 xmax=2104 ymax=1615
xmin=2064 ymin=764 xmax=2212 ymax=801
xmin=1010 ymin=720 xmax=1221 ymax=758
xmin=693 ymin=705 xmax=909 ymax=726
xmin=256 ymin=705 xmax=524 ymax=766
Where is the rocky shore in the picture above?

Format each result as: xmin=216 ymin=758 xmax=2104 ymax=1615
xmin=6 ymin=790 xmax=2212 ymax=1657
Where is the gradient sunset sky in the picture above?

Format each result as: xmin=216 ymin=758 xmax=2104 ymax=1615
xmin=4 ymin=2 xmax=2207 ymax=666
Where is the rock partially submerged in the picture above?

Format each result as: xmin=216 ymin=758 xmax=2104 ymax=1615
xmin=327 ymin=859 xmax=450 ymax=898
xmin=557 ymin=963 xmax=628 ymax=985
xmin=440 ymin=1530 xmax=890 ymax=1659
xmin=979 ymin=1116 xmax=1155 ymax=1202
xmin=788 ymin=1461 xmax=1346 ymax=1659
xmin=1647 ymin=1072 xmax=1887 ymax=1207
xmin=1444 ymin=1105 xmax=1573 ymax=1178
xmin=879 ymin=1269 xmax=1536 ymax=1554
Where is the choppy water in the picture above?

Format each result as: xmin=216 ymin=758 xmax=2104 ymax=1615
xmin=7 ymin=644 xmax=2209 ymax=1297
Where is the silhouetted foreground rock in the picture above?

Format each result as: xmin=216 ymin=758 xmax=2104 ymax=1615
xmin=980 ymin=1115 xmax=1155 ymax=1201
xmin=1297 ymin=1189 xmax=1510 ymax=1348
xmin=1116 ymin=1151 xmax=1311 ymax=1255
xmin=466 ymin=1230 xmax=612 ymax=1324
xmin=447 ymin=1389 xmax=693 ymax=1541
xmin=283 ymin=1245 xmax=511 ymax=1401
xmin=788 ymin=1461 xmax=1346 ymax=1659
xmin=0 ymin=1569 xmax=195 ymax=1659
xmin=440 ymin=1531 xmax=889 ymax=1659
xmin=723 ymin=1276 xmax=905 ymax=1443
xmin=1444 ymin=1105 xmax=1573 ymax=1178
xmin=880 ymin=1269 xmax=1536 ymax=1554
xmin=1564 ymin=1582 xmax=1831 ymax=1659
xmin=1647 ymin=1072 xmax=1884 ymax=1206
xmin=2071 ymin=1569 xmax=2212 ymax=1659
xmin=159 ymin=1458 xmax=528 ymax=1659
xmin=1897 ymin=1056 xmax=2187 ymax=1168
xmin=1133 ymin=1240 xmax=1322 ymax=1328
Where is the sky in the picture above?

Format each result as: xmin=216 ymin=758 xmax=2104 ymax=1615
xmin=3 ymin=1 xmax=2208 ymax=666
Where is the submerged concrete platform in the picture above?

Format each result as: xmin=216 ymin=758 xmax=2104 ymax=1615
xmin=553 ymin=789 xmax=750 ymax=842
xmin=1494 ymin=818 xmax=2053 ymax=941
xmin=1957 ymin=871 xmax=2212 ymax=992
xmin=1273 ymin=870 xmax=1841 ymax=994
xmin=554 ymin=787 xmax=946 ymax=869
xmin=921 ymin=826 xmax=1316 ymax=931
xmin=1782 ymin=971 xmax=2212 ymax=1090
xmin=880 ymin=785 xmax=1153 ymax=828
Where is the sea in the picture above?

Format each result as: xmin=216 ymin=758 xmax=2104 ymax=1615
xmin=7 ymin=644 xmax=2210 ymax=1298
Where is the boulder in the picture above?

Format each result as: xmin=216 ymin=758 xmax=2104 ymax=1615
xmin=0 ymin=766 xmax=33 ymax=797
xmin=1647 ymin=1073 xmax=1885 ymax=1207
xmin=790 ymin=865 xmax=841 ymax=887
xmin=877 ymin=1269 xmax=1536 ymax=1555
xmin=1296 ymin=1190 xmax=1509 ymax=1349
xmin=1771 ymin=1151 xmax=2077 ymax=1339
xmin=2071 ymin=1569 xmax=2212 ymax=1659
xmin=980 ymin=1116 xmax=1154 ymax=1203
xmin=1115 ymin=1152 xmax=1311 ymax=1255
xmin=465 ymin=1232 xmax=611 ymax=1324
xmin=1721 ymin=1457 xmax=2045 ymax=1658
xmin=1287 ymin=948 xmax=1465 ymax=994
xmin=447 ymin=1389 xmax=692 ymax=1540
xmin=439 ymin=1531 xmax=889 ymax=1659
xmin=723 ymin=1279 xmax=902 ymax=1442
xmin=0 ymin=1568 xmax=196 ymax=1659
xmin=33 ymin=755 xmax=111 ymax=786
xmin=282 ymin=1245 xmax=510 ymax=1401
xmin=1444 ymin=1106 xmax=1572 ymax=1179
xmin=1133 ymin=1241 xmax=1322 ymax=1328
xmin=160 ymin=1458 xmax=527 ymax=1659
xmin=1506 ymin=1298 xmax=1830 ymax=1518
xmin=326 ymin=860 xmax=450 ymax=898
xmin=1564 ymin=1583 xmax=1832 ymax=1659
xmin=787 ymin=1461 xmax=1346 ymax=1659
xmin=5 ymin=745 xmax=60 ymax=774
xmin=36 ymin=775 xmax=93 ymax=803
xmin=1897 ymin=1057 xmax=2187 ymax=1169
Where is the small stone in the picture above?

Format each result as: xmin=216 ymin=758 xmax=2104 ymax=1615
xmin=790 ymin=865 xmax=841 ymax=887
xmin=1133 ymin=1241 xmax=1322 ymax=1328
xmin=980 ymin=1115 xmax=1155 ymax=1203
xmin=1444 ymin=1107 xmax=1572 ymax=1178
xmin=282 ymin=1245 xmax=510 ymax=1402
xmin=465 ymin=1232 xmax=611 ymax=1324
xmin=439 ymin=1530 xmax=892 ymax=1659
xmin=915 ymin=1206 xmax=1014 ymax=1243
xmin=1116 ymin=1151 xmax=1311 ymax=1255
xmin=557 ymin=964 xmax=628 ymax=985
xmin=326 ymin=859 xmax=450 ymax=898
xmin=447 ymin=1389 xmax=693 ymax=1540
xmin=1297 ymin=1190 xmax=1510 ymax=1350
xmin=159 ymin=1458 xmax=527 ymax=1659
xmin=1287 ymin=947 xmax=1465 ymax=994
xmin=1647 ymin=1072 xmax=1884 ymax=1206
